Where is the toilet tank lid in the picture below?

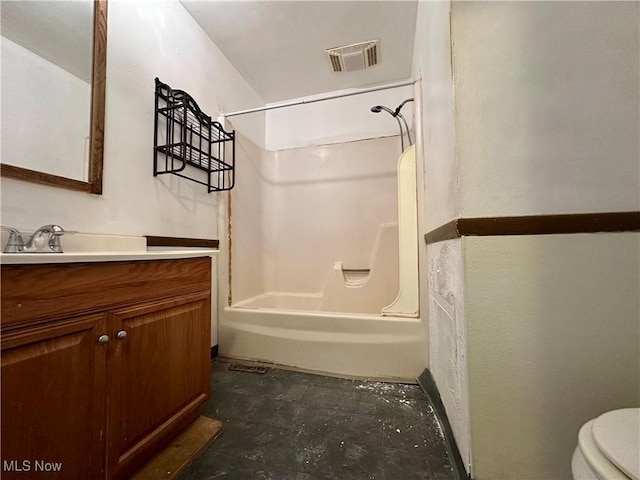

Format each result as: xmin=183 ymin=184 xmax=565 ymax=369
xmin=593 ymin=408 xmax=640 ymax=480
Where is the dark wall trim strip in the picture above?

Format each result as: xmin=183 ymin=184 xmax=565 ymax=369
xmin=425 ymin=211 xmax=640 ymax=245
xmin=424 ymin=219 xmax=460 ymax=244
xmin=210 ymin=345 xmax=219 ymax=359
xmin=417 ymin=369 xmax=470 ymax=480
xmin=146 ymin=236 xmax=219 ymax=249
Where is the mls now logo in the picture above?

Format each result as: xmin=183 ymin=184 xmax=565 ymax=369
xmin=3 ymin=460 xmax=63 ymax=472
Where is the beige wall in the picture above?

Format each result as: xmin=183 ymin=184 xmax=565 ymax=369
xmin=464 ymin=233 xmax=640 ymax=479
xmin=416 ymin=1 xmax=640 ymax=478
xmin=452 ymin=1 xmax=639 ymax=217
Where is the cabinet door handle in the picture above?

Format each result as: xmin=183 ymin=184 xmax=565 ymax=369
xmin=116 ymin=330 xmax=127 ymax=340
xmin=97 ymin=334 xmax=109 ymax=344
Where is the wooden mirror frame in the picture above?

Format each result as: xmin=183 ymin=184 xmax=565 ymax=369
xmin=0 ymin=0 xmax=107 ymax=195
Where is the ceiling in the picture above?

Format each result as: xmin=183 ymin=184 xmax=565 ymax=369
xmin=180 ymin=1 xmax=418 ymax=103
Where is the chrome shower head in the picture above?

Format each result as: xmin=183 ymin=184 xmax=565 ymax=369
xmin=370 ymin=104 xmax=405 ymax=152
xmin=370 ymin=105 xmax=396 ymax=116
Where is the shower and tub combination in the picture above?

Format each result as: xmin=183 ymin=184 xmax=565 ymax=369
xmin=219 ymin=88 xmax=425 ymax=380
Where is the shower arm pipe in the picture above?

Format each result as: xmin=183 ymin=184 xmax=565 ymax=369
xmin=223 ymin=79 xmax=417 ymax=118
xmin=397 ymin=113 xmax=412 ymax=147
xmin=395 ymin=115 xmax=405 ymax=153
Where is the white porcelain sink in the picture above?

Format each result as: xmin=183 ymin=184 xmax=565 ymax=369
xmin=0 ymin=232 xmax=219 ymax=264
xmin=0 ymin=248 xmax=219 ymax=265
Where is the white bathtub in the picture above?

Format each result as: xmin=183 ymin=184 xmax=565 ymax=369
xmin=219 ymin=298 xmax=427 ymax=380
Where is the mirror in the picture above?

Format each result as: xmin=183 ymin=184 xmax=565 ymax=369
xmin=0 ymin=0 xmax=107 ymax=194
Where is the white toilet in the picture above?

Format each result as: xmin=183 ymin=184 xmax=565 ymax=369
xmin=572 ymin=408 xmax=640 ymax=480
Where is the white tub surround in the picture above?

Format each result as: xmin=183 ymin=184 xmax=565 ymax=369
xmin=321 ymin=222 xmax=399 ymax=314
xmin=221 ymin=90 xmax=425 ymax=381
xmin=233 ymin=223 xmax=399 ymax=315
xmin=220 ymin=306 xmax=426 ymax=380
xmin=220 ymin=220 xmax=428 ymax=380
xmin=383 ymin=145 xmax=419 ymax=318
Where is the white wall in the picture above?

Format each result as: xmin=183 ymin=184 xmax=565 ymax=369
xmin=412 ymin=0 xmax=469 ymax=471
xmin=1 ymin=37 xmax=91 ymax=181
xmin=414 ymin=2 xmax=640 ymax=478
xmin=413 ymin=0 xmax=459 ymax=232
xmin=443 ymin=2 xmax=640 ymax=479
xmin=464 ymin=233 xmax=640 ymax=480
xmin=265 ymin=85 xmax=414 ymax=151
xmin=412 ymin=82 xmax=429 ymax=332
xmin=452 ymin=1 xmax=640 ymax=217
xmin=1 ymin=0 xmax=265 ymax=240
xmin=426 ymin=238 xmax=470 ymax=471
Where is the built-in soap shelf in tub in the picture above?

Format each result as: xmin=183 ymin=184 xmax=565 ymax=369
xmin=341 ymin=268 xmax=371 ymax=286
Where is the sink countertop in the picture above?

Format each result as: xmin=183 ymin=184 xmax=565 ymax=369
xmin=0 ymin=248 xmax=219 ymax=265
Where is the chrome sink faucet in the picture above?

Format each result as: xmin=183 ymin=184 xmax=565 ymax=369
xmin=1 ymin=225 xmax=74 ymax=253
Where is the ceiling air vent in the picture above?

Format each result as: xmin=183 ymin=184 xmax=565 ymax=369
xmin=325 ymin=39 xmax=380 ymax=73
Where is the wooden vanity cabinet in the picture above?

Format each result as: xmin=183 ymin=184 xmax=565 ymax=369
xmin=1 ymin=257 xmax=212 ymax=480
xmin=107 ymin=292 xmax=211 ymax=479
xmin=1 ymin=313 xmax=108 ymax=479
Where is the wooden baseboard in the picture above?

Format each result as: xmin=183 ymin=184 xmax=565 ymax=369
xmin=131 ymin=416 xmax=223 ymax=480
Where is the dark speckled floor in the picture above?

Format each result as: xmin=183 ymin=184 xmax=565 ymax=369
xmin=178 ymin=359 xmax=455 ymax=480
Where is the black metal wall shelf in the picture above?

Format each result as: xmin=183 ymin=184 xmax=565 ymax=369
xmin=154 ymin=78 xmax=235 ymax=192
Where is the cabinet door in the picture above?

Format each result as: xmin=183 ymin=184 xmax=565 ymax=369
xmin=1 ymin=315 xmax=108 ymax=480
xmin=106 ymin=292 xmax=211 ymax=479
